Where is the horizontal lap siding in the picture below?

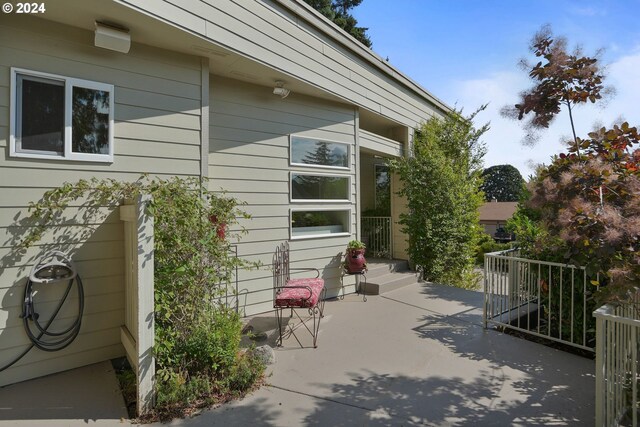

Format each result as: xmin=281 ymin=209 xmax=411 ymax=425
xmin=359 ymin=129 xmax=403 ymax=158
xmin=120 ymin=0 xmax=446 ymax=127
xmin=0 ymin=17 xmax=202 ymax=386
xmin=209 ymin=77 xmax=356 ymax=316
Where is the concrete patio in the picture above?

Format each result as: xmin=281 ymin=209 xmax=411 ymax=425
xmin=0 ymin=281 xmax=595 ymax=426
xmin=168 ymin=281 xmax=595 ymax=426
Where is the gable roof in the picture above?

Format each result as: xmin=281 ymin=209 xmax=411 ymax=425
xmin=479 ymin=202 xmax=518 ymax=222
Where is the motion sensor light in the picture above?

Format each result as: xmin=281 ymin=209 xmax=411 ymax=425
xmin=273 ymin=81 xmax=290 ymax=99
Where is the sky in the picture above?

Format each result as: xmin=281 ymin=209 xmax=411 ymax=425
xmin=353 ymin=0 xmax=640 ymax=178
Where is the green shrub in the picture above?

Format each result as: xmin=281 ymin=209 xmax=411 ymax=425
xmin=389 ymin=108 xmax=488 ymax=288
xmin=20 ymin=176 xmax=265 ymax=420
xmin=474 ymin=236 xmax=511 ymax=265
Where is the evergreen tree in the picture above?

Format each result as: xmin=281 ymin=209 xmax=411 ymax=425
xmin=303 ymin=0 xmax=372 ymax=48
xmin=303 ymin=141 xmax=332 ymax=166
xmin=480 ymin=164 xmax=525 ymax=202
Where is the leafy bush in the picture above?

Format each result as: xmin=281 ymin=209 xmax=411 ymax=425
xmin=389 ymin=108 xmax=487 ymax=288
xmin=526 ymin=123 xmax=640 ymax=304
xmin=20 ymin=176 xmax=265 ymax=419
xmin=474 ymin=233 xmax=511 ymax=265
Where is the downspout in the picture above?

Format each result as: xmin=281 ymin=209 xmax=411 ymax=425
xmin=355 ymin=108 xmax=361 ymax=242
xmin=200 ymin=57 xmax=210 ymax=183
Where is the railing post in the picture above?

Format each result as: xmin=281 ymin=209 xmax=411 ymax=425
xmin=508 ymin=254 xmax=517 ymax=314
xmin=483 ymin=253 xmax=488 ymax=329
xmin=595 ymin=312 xmax=604 ymax=426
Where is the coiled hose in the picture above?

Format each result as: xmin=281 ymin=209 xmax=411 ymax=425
xmin=0 ymin=254 xmax=84 ymax=372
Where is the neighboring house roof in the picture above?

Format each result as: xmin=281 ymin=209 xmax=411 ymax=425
xmin=479 ymin=202 xmax=518 ymax=222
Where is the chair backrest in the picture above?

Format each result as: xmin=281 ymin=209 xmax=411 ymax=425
xmin=273 ymin=241 xmax=290 ymax=296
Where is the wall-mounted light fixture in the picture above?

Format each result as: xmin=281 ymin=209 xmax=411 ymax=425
xmin=273 ymin=80 xmax=290 ymax=99
xmin=95 ymin=22 xmax=130 ymax=54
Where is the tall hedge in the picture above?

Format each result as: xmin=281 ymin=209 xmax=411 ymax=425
xmin=389 ymin=109 xmax=487 ymax=288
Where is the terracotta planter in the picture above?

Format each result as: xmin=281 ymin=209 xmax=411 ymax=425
xmin=346 ymin=248 xmax=367 ymax=273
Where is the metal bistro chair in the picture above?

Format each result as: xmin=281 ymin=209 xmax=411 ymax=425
xmin=273 ymin=241 xmax=326 ymax=348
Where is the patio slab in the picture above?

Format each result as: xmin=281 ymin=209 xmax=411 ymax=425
xmin=0 ymin=282 xmax=593 ymax=426
xmin=169 ymin=282 xmax=595 ymax=426
xmin=0 ymin=361 xmax=128 ymax=426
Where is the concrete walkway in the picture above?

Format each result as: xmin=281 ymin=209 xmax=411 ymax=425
xmin=0 ymin=361 xmax=128 ymax=426
xmin=0 ymin=282 xmax=595 ymax=426
xmin=167 ymin=282 xmax=595 ymax=426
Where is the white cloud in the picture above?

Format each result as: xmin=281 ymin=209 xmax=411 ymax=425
xmin=448 ymin=52 xmax=640 ymax=178
xmin=569 ymin=6 xmax=607 ymax=17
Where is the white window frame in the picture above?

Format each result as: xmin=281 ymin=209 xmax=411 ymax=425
xmin=289 ymin=171 xmax=352 ymax=203
xmin=289 ymin=135 xmax=351 ymax=171
xmin=10 ymin=67 xmax=115 ymax=163
xmin=290 ymin=207 xmax=352 ymax=240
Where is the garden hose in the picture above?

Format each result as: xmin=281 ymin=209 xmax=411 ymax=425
xmin=0 ymin=252 xmax=84 ymax=372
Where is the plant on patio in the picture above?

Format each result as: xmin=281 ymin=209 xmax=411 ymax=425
xmin=345 ymin=239 xmax=367 ymax=273
xmin=389 ymin=108 xmax=488 ymax=289
xmin=19 ymin=176 xmax=265 ymax=420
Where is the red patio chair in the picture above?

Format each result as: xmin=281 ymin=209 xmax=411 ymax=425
xmin=273 ymin=241 xmax=326 ymax=348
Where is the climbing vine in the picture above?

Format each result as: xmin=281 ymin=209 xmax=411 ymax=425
xmin=21 ymin=175 xmax=264 ymax=419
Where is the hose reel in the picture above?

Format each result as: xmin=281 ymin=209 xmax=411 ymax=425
xmin=0 ymin=251 xmax=84 ymax=372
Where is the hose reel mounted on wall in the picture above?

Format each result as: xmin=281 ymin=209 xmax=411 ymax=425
xmin=0 ymin=251 xmax=84 ymax=372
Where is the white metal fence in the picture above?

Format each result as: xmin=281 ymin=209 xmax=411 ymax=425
xmin=361 ymin=216 xmax=392 ymax=258
xmin=484 ymin=249 xmax=599 ymax=352
xmin=595 ymin=302 xmax=640 ymax=426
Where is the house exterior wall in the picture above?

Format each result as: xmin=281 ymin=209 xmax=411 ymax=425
xmin=390 ymin=172 xmax=409 ymax=260
xmin=0 ymin=16 xmax=204 ymax=386
xmin=118 ymin=0 xmax=448 ymax=128
xmin=360 ymin=152 xmax=389 ymax=213
xmin=208 ymin=76 xmax=357 ymax=316
xmin=480 ymin=221 xmax=506 ymax=237
xmin=359 ymin=130 xmax=404 ymax=158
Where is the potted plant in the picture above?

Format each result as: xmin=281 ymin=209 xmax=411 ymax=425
xmin=345 ymin=240 xmax=367 ymax=273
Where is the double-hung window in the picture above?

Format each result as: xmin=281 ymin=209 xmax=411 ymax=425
xmin=10 ymin=68 xmax=114 ymax=162
xmin=289 ymin=135 xmax=352 ymax=239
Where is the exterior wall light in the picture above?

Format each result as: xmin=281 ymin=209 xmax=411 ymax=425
xmin=95 ymin=22 xmax=131 ymax=54
xmin=273 ymin=81 xmax=290 ymax=99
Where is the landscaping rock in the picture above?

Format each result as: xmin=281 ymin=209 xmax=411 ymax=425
xmin=253 ymin=345 xmax=275 ymax=365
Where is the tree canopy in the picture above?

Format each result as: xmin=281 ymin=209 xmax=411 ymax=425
xmin=480 ymin=164 xmax=525 ymax=202
xmin=303 ymin=0 xmax=372 ymax=47
xmin=501 ymin=25 xmax=612 ymax=148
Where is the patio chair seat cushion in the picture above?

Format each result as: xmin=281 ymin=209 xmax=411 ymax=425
xmin=275 ymin=278 xmax=325 ymax=308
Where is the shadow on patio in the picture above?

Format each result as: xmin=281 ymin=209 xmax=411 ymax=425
xmin=183 ymin=281 xmax=595 ymax=426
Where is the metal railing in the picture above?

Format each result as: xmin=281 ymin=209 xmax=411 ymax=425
xmin=361 ymin=216 xmax=392 ymax=258
xmin=595 ymin=302 xmax=640 ymax=426
xmin=484 ymin=249 xmax=599 ymax=352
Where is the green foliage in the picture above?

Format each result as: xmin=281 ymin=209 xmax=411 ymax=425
xmin=347 ymin=239 xmax=366 ymax=250
xmin=303 ymin=0 xmax=372 ymax=47
xmin=389 ymin=108 xmax=488 ymax=288
xmin=502 ymin=25 xmax=612 ymax=147
xmin=474 ymin=233 xmax=511 ymax=265
xmin=526 ymin=123 xmax=640 ymax=305
xmin=20 ymin=176 xmax=264 ymax=419
xmin=480 ymin=164 xmax=525 ymax=202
